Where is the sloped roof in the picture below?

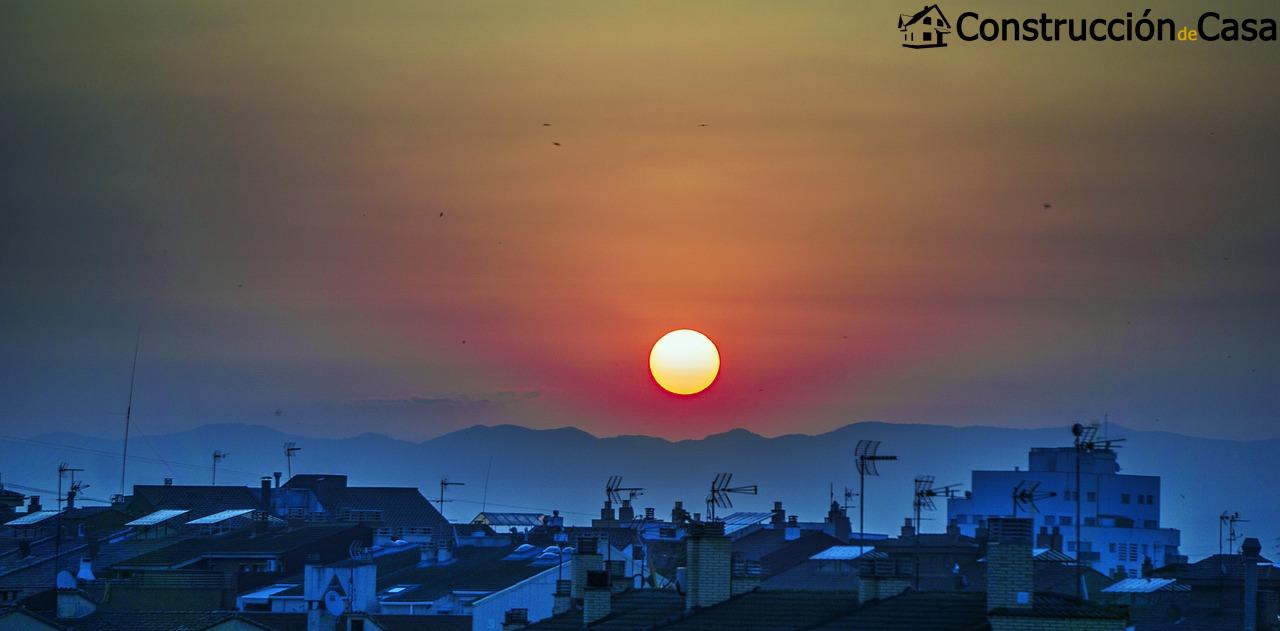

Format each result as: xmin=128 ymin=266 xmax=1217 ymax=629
xmin=4 ymin=511 xmax=59 ymax=526
xmin=1102 ymin=577 xmax=1188 ymax=593
xmin=377 ymin=545 xmax=560 ymax=603
xmin=990 ymin=592 xmax=1126 ymax=620
xmin=472 ymin=512 xmax=545 ymax=527
xmin=898 ymin=4 xmax=950 ymax=29
xmin=662 ymin=589 xmax=862 ymax=630
xmin=310 ymin=485 xmax=446 ymax=530
xmin=1150 ymin=553 xmax=1280 ymax=583
xmin=811 ymin=590 xmax=988 ymax=630
xmin=111 ymin=525 xmax=360 ymax=569
xmin=524 ymin=589 xmax=684 ymax=629
xmin=757 ymin=533 xmax=842 ymax=578
xmin=127 ymin=485 xmax=260 ymax=521
xmin=125 ymin=509 xmax=189 ymax=527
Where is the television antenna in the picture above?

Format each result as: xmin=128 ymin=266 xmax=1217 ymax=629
xmin=855 ymin=440 xmax=897 ymax=550
xmin=211 ymin=450 xmax=228 ymax=485
xmin=705 ymin=473 xmax=757 ymax=521
xmin=57 ymin=462 xmax=84 ymax=512
xmin=348 ymin=539 xmax=373 ymax=561
xmin=913 ymin=475 xmax=961 ymax=533
xmin=1011 ymin=480 xmax=1057 ymax=518
xmin=843 ymin=487 xmax=857 ymax=513
xmin=283 ymin=442 xmax=301 ymax=480
xmin=438 ymin=477 xmax=465 ymax=521
xmin=1071 ymin=422 xmax=1123 ymax=598
xmin=1219 ymin=511 xmax=1248 ymax=555
xmin=605 ymin=475 xmax=645 ymax=505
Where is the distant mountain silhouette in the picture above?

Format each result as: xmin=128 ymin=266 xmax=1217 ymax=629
xmin=2 ymin=421 xmax=1274 ymax=560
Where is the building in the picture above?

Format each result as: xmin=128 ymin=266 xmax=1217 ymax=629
xmin=897 ymin=4 xmax=951 ymax=49
xmin=947 ymin=443 xmax=1183 ymax=578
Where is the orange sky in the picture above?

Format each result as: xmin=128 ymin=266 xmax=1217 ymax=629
xmin=2 ymin=1 xmax=1277 ymax=440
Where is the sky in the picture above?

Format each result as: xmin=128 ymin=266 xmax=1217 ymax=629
xmin=2 ymin=1 xmax=1277 ymax=442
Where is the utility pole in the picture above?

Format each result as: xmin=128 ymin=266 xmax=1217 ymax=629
xmin=119 ymin=330 xmax=140 ymax=498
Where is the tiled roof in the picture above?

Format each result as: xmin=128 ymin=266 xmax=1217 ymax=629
xmin=1150 ymin=553 xmax=1280 ymax=583
xmin=127 ymin=485 xmax=261 ymax=521
xmin=990 ymin=592 xmax=1127 ymax=620
xmin=368 ymin=614 xmax=472 ymax=630
xmin=756 ymin=533 xmax=842 ymax=578
xmin=525 ymin=589 xmax=685 ymax=629
xmin=810 ymin=590 xmax=988 ymax=630
xmin=760 ymin=560 xmax=859 ymax=592
xmin=315 ymin=486 xmax=447 ymax=530
xmin=662 ymin=589 xmax=861 ymax=630
xmin=49 ymin=610 xmax=265 ymax=631
xmin=111 ymin=525 xmax=360 ymax=569
xmin=378 ymin=545 xmax=559 ymax=603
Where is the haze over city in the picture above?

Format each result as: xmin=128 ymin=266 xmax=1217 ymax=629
xmin=3 ymin=0 xmax=1277 ymax=445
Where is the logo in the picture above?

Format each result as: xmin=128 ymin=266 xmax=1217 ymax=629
xmin=898 ymin=4 xmax=952 ymax=49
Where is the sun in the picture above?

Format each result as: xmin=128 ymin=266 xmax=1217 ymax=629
xmin=649 ymin=329 xmax=720 ymax=395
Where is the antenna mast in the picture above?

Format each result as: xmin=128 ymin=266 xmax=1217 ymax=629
xmin=119 ymin=330 xmax=140 ymax=498
xmin=439 ymin=477 xmax=465 ymax=521
xmin=855 ymin=439 xmax=897 ymax=552
xmin=211 ymin=450 xmax=228 ymax=485
xmin=283 ymin=442 xmax=301 ymax=480
xmin=705 ymin=473 xmax=757 ymax=521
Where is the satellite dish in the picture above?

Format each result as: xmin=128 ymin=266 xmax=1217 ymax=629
xmin=324 ymin=589 xmax=345 ymax=616
xmin=56 ymin=570 xmax=76 ymax=590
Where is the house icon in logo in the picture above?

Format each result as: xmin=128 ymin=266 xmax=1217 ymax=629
xmin=898 ymin=4 xmax=951 ymax=49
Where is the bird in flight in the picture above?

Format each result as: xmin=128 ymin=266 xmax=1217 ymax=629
xmin=439 ymin=212 xmax=445 ymax=218
xmin=1042 ymin=202 xmax=1052 ymax=209
xmin=552 ymin=142 xmax=561 ymax=146
xmin=542 ymin=123 xmax=552 ymax=127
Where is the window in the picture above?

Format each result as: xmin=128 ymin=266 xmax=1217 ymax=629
xmin=923 ymin=31 xmax=932 ymax=41
xmin=1144 ymin=520 xmax=1158 ymax=529
xmin=1121 ymin=494 xmax=1131 ymax=504
xmin=1085 ymin=517 xmax=1097 ymax=526
xmin=1109 ymin=542 xmax=1117 ymax=553
xmin=1060 ymin=516 xmax=1073 ymax=526
xmin=1044 ymin=515 xmax=1055 ymax=525
xmin=924 ymin=16 xmax=933 ymax=25
xmin=1068 ymin=542 xmax=1076 ymax=552
xmin=1087 ymin=492 xmax=1097 ymax=502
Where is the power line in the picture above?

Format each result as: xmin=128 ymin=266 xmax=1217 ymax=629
xmin=0 ymin=434 xmax=264 ymax=479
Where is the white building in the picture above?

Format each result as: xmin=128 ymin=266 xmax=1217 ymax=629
xmin=946 ymin=446 xmax=1182 ymax=579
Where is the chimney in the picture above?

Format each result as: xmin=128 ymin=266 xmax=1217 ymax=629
xmin=771 ymin=501 xmax=786 ymax=526
xmin=583 ymin=570 xmax=612 ymax=625
xmin=436 ymin=540 xmax=454 ymax=564
xmin=76 ymin=558 xmax=96 ymax=582
xmin=273 ymin=471 xmax=282 ymax=488
xmin=552 ymin=579 xmax=572 ymax=615
xmin=785 ymin=515 xmax=801 ymax=541
xmin=685 ymin=521 xmax=731 ymax=611
xmin=502 ymin=607 xmax=529 ymax=631
xmin=600 ymin=500 xmax=615 ymax=522
xmin=163 ymin=478 xmax=173 ymax=486
xmin=1244 ymin=537 xmax=1261 ymax=631
xmin=644 ymin=507 xmax=655 ymax=521
xmin=28 ymin=495 xmax=41 ymax=513
xmin=618 ymin=499 xmax=635 ymax=522
xmin=547 ymin=510 xmax=564 ymax=529
xmin=986 ymin=517 xmax=1033 ymax=612
xmin=571 ymin=537 xmax=604 ymax=600
xmin=858 ymin=554 xmax=913 ymax=604
xmin=826 ymin=501 xmax=852 ymax=543
xmin=605 ymin=559 xmax=628 ymax=593
xmin=731 ymin=558 xmax=763 ymax=595
xmin=671 ymin=501 xmax=685 ymax=523
xmin=900 ymin=517 xmax=915 ymax=539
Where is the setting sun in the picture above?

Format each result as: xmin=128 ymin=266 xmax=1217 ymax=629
xmin=649 ymin=329 xmax=720 ymax=395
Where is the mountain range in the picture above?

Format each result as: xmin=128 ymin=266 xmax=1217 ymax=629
xmin=1 ymin=421 xmax=1274 ymax=560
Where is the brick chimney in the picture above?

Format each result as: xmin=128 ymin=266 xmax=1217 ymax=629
xmin=28 ymin=495 xmax=41 ymax=513
xmin=600 ymin=500 xmax=615 ymax=522
xmin=900 ymin=517 xmax=915 ymax=539
xmin=685 ymin=521 xmax=731 ymax=611
xmin=571 ymin=537 xmax=604 ymax=600
xmin=858 ymin=555 xmax=913 ymax=604
xmin=986 ymin=517 xmax=1033 ymax=611
xmin=785 ymin=515 xmax=801 ymax=541
xmin=1244 ymin=537 xmax=1261 ymax=631
xmin=618 ymin=499 xmax=635 ymax=522
xmin=583 ymin=570 xmax=611 ymax=625
xmin=671 ymin=501 xmax=686 ymax=523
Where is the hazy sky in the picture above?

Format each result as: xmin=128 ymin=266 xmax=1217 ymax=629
xmin=2 ymin=1 xmax=1277 ymax=441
